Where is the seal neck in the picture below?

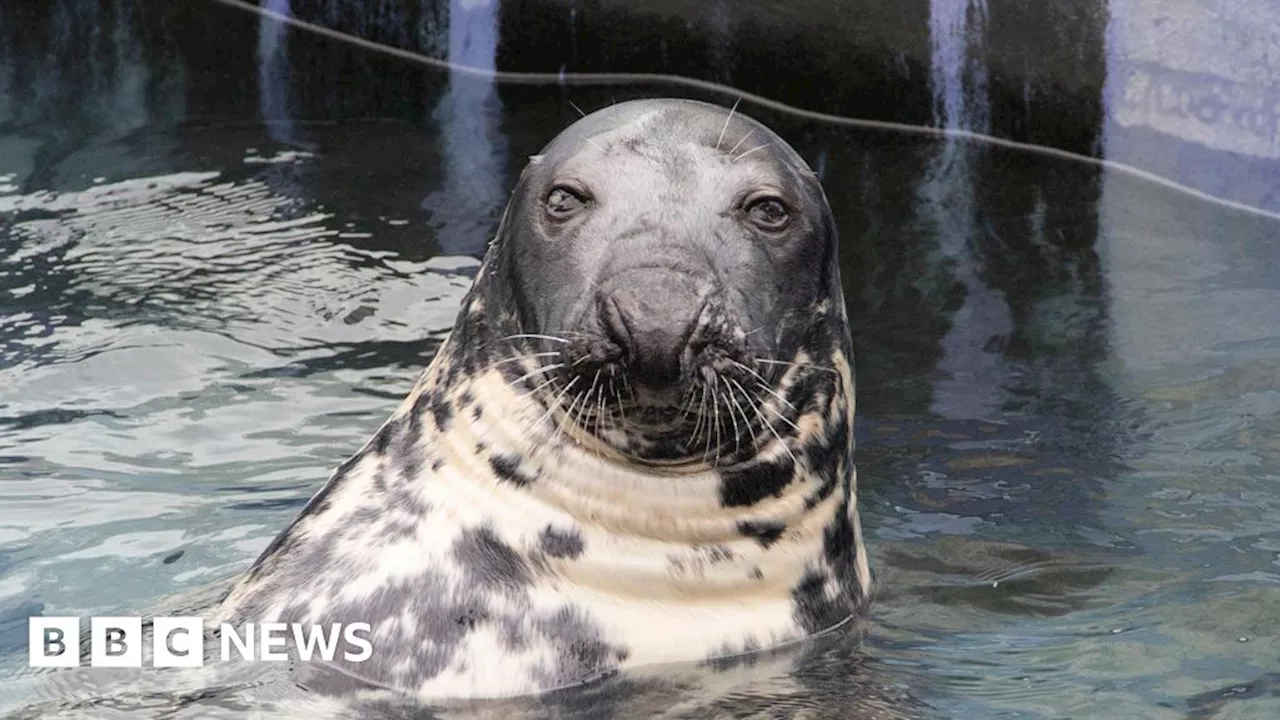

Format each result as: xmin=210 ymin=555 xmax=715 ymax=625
xmin=422 ymin=269 xmax=858 ymax=546
xmin=385 ymin=272 xmax=870 ymax=658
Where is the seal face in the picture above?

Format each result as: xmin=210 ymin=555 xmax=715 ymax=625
xmin=215 ymin=98 xmax=872 ymax=700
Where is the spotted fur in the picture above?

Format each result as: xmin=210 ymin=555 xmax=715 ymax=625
xmin=215 ymin=98 xmax=872 ymax=701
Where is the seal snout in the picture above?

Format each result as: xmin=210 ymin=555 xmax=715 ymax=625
xmin=598 ymin=274 xmax=707 ymax=390
xmin=558 ymin=265 xmax=753 ymax=412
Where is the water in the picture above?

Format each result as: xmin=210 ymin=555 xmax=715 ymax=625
xmin=2 ymin=0 xmax=1280 ymax=717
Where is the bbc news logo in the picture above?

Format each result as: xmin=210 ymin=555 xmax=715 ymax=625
xmin=28 ymin=616 xmax=373 ymax=668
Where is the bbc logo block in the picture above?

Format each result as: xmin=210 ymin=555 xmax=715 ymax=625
xmin=91 ymin=616 xmax=142 ymax=667
xmin=28 ymin=617 xmax=80 ymax=668
xmin=152 ymin=616 xmax=205 ymax=667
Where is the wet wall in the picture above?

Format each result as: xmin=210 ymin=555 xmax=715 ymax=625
xmin=3 ymin=1 xmax=1276 ymax=202
xmin=496 ymin=0 xmax=1109 ymax=153
xmin=0 ymin=0 xmax=1113 ymax=181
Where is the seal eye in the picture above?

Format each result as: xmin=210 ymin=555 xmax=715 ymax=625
xmin=745 ymin=196 xmax=791 ymax=231
xmin=546 ymin=185 xmax=589 ymax=221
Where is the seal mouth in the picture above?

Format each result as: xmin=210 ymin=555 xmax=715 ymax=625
xmin=535 ymin=323 xmax=779 ymax=463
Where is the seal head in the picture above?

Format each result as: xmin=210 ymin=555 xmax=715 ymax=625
xmin=215 ymin=98 xmax=871 ymax=700
xmin=485 ymin=98 xmax=843 ymax=463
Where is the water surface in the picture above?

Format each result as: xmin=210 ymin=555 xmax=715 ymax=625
xmin=2 ymin=1 xmax=1279 ymax=718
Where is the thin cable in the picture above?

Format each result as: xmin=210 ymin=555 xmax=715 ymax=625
xmin=207 ymin=0 xmax=1280 ymax=223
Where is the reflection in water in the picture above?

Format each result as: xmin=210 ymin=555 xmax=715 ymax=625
xmin=1 ymin=0 xmax=1280 ymax=717
xmin=918 ymin=143 xmax=1016 ymax=422
xmin=258 ymin=0 xmax=296 ymax=145
xmin=923 ymin=0 xmax=1010 ymax=420
xmin=927 ymin=0 xmax=987 ymax=133
xmin=420 ymin=0 xmax=509 ymax=256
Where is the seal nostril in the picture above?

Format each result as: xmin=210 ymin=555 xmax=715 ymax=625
xmin=684 ymin=300 xmax=714 ymax=352
xmin=600 ymin=295 xmax=636 ymax=360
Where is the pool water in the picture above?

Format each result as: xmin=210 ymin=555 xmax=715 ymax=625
xmin=2 ymin=1 xmax=1280 ymax=718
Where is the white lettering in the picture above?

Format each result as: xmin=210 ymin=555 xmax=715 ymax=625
xmin=219 ymin=622 xmax=255 ymax=661
xmin=291 ymin=623 xmax=341 ymax=661
xmin=259 ymin=622 xmax=289 ymax=661
xmin=343 ymin=622 xmax=372 ymax=662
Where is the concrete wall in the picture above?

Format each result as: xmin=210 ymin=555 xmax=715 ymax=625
xmin=1103 ymin=0 xmax=1280 ymax=212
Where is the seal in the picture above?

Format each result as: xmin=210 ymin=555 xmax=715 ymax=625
xmin=214 ymin=97 xmax=872 ymax=700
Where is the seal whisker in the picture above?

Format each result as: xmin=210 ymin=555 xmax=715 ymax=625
xmin=711 ymin=382 xmax=725 ymax=464
xmin=573 ymin=382 xmax=592 ymax=427
xmin=588 ymin=404 xmax=608 ymax=457
xmin=602 ymin=377 xmax=617 ymax=426
xmin=724 ymin=376 xmax=759 ymax=456
xmin=585 ymin=368 xmax=602 ymax=416
xmin=762 ymin=402 xmax=803 ymax=434
xmin=691 ymin=384 xmax=711 ymax=445
xmin=608 ymin=376 xmax=628 ymax=428
xmin=534 ymin=376 xmax=581 ymax=434
xmin=518 ymin=374 xmax=563 ymax=403
xmin=734 ymin=142 xmax=773 ymax=163
xmin=619 ymin=374 xmax=637 ymax=405
xmin=732 ymin=359 xmax=797 ymax=411
xmin=486 ymin=351 xmax=562 ymax=373
xmin=513 ymin=362 xmax=565 ymax=386
xmin=676 ymin=384 xmax=703 ymax=427
xmin=754 ymin=379 xmax=800 ymax=422
xmin=727 ymin=128 xmax=756 ymax=157
xmin=497 ymin=333 xmax=572 ymax=345
xmin=716 ymin=96 xmax=742 ymax=151
xmin=729 ymin=387 xmax=761 ymax=459
xmin=560 ymin=383 xmax=591 ymax=445
xmin=701 ymin=391 xmax=716 ymax=463
xmin=755 ymin=358 xmax=839 ymax=375
xmin=708 ymin=386 xmax=724 ymax=458
xmin=686 ymin=385 xmax=709 ymax=450
xmin=577 ymin=369 xmax=600 ymax=433
xmin=724 ymin=377 xmax=745 ymax=456
xmin=694 ymin=384 xmax=712 ymax=458
xmin=589 ymin=370 xmax=609 ymax=457
xmin=719 ymin=376 xmax=745 ymax=457
xmin=734 ymin=378 xmax=799 ymax=468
